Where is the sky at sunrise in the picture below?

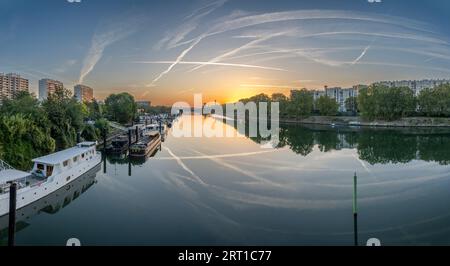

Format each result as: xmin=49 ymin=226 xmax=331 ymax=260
xmin=1 ymin=0 xmax=450 ymax=105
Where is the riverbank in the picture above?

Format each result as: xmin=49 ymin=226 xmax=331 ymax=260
xmin=280 ymin=116 xmax=450 ymax=128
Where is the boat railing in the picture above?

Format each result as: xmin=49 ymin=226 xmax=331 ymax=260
xmin=0 ymin=159 xmax=14 ymax=172
xmin=0 ymin=177 xmax=29 ymax=194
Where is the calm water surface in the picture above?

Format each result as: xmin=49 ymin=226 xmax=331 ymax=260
xmin=2 ymin=116 xmax=450 ymax=246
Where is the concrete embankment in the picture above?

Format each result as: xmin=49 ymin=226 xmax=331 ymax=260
xmin=279 ymin=116 xmax=450 ymax=128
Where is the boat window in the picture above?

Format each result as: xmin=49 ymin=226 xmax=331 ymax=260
xmin=63 ymin=160 xmax=69 ymax=167
xmin=37 ymin=164 xmax=45 ymax=170
xmin=73 ymin=156 xmax=78 ymax=162
xmin=82 ymin=153 xmax=85 ymax=159
xmin=47 ymin=165 xmax=54 ymax=177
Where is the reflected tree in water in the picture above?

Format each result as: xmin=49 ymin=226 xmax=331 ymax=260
xmin=270 ymin=125 xmax=450 ymax=165
xmin=357 ymin=131 xmax=417 ymax=165
xmin=280 ymin=127 xmax=314 ymax=156
xmin=417 ymin=135 xmax=450 ymax=165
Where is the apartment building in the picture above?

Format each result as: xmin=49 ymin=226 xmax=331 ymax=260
xmin=74 ymin=84 xmax=94 ymax=102
xmin=375 ymin=79 xmax=450 ymax=96
xmin=39 ymin=78 xmax=64 ymax=101
xmin=0 ymin=73 xmax=29 ymax=102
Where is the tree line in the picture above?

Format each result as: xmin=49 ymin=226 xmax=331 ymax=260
xmin=0 ymin=90 xmax=139 ymax=170
xmin=239 ymin=91 xmax=343 ymax=118
xmin=238 ymin=83 xmax=450 ymax=121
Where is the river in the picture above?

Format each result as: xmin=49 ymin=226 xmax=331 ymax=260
xmin=1 ymin=115 xmax=450 ymax=246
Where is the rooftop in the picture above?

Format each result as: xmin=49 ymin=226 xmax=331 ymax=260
xmin=32 ymin=142 xmax=96 ymax=165
xmin=0 ymin=169 xmax=30 ymax=184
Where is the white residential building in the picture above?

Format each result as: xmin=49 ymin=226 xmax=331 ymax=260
xmin=312 ymin=86 xmax=360 ymax=112
xmin=39 ymin=78 xmax=64 ymax=101
xmin=0 ymin=73 xmax=29 ymax=102
xmin=291 ymin=86 xmax=360 ymax=113
xmin=375 ymin=79 xmax=450 ymax=96
xmin=74 ymin=84 xmax=94 ymax=102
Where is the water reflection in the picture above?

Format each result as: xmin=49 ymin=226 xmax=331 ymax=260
xmin=105 ymin=147 xmax=161 ymax=166
xmin=0 ymin=164 xmax=100 ymax=244
xmin=243 ymin=124 xmax=450 ymax=165
xmin=5 ymin=116 xmax=450 ymax=246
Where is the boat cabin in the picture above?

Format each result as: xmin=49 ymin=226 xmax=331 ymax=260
xmin=0 ymin=169 xmax=31 ymax=194
xmin=31 ymin=142 xmax=97 ymax=180
xmin=145 ymin=124 xmax=166 ymax=134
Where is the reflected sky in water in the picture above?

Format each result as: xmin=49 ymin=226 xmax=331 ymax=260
xmin=3 ymin=116 xmax=450 ymax=246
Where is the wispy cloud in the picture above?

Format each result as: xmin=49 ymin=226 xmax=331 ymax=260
xmin=154 ymin=0 xmax=227 ymax=50
xmin=208 ymin=10 xmax=434 ymax=37
xmin=188 ymin=31 xmax=293 ymax=72
xmin=176 ymin=88 xmax=195 ymax=95
xmin=240 ymin=84 xmax=301 ymax=89
xmin=301 ymin=31 xmax=447 ymax=45
xmin=79 ymin=16 xmax=144 ymax=84
xmin=148 ymin=36 xmax=205 ymax=86
xmin=356 ymin=61 xmax=450 ymax=74
xmin=149 ymin=1 xmax=229 ymax=86
xmin=54 ymin=59 xmax=77 ymax=74
xmin=134 ymin=60 xmax=288 ymax=74
xmin=149 ymin=9 xmax=439 ymax=85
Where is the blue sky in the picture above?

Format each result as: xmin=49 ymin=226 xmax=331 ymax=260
xmin=1 ymin=0 xmax=450 ymax=104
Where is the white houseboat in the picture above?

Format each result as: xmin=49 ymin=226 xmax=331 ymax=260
xmin=0 ymin=142 xmax=102 ymax=216
xmin=144 ymin=123 xmax=167 ymax=135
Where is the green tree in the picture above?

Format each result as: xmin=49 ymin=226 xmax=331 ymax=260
xmin=43 ymin=88 xmax=86 ymax=149
xmin=0 ymin=91 xmax=50 ymax=132
xmin=316 ymin=95 xmax=339 ymax=116
xmin=86 ymin=99 xmax=103 ymax=120
xmin=81 ymin=124 xmax=98 ymax=141
xmin=288 ymin=89 xmax=313 ymax=118
xmin=271 ymin=93 xmax=289 ymax=117
xmin=418 ymin=84 xmax=450 ymax=117
xmin=143 ymin=105 xmax=172 ymax=115
xmin=248 ymin=93 xmax=271 ymax=103
xmin=0 ymin=115 xmax=55 ymax=170
xmin=358 ymin=84 xmax=416 ymax=121
xmin=95 ymin=118 xmax=110 ymax=137
xmin=105 ymin=93 xmax=137 ymax=124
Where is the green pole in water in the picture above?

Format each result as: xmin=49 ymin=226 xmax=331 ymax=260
xmin=353 ymin=172 xmax=358 ymax=246
xmin=353 ymin=172 xmax=357 ymax=215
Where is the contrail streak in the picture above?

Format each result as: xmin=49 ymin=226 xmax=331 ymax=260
xmin=357 ymin=61 xmax=450 ymax=73
xmin=153 ymin=149 xmax=279 ymax=160
xmin=135 ymin=60 xmax=288 ymax=74
xmin=192 ymin=150 xmax=288 ymax=188
xmin=164 ymin=147 xmax=207 ymax=186
xmin=188 ymin=31 xmax=289 ymax=72
xmin=155 ymin=0 xmax=227 ymax=50
xmin=79 ymin=16 xmax=143 ymax=84
xmin=148 ymin=36 xmax=205 ymax=87
xmin=240 ymin=84 xmax=301 ymax=89
xmin=149 ymin=9 xmax=436 ymax=84
xmin=352 ymin=45 xmax=370 ymax=64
